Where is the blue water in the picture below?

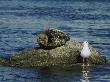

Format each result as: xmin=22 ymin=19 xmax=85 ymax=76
xmin=0 ymin=0 xmax=110 ymax=82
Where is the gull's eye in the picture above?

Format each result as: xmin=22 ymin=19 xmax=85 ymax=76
xmin=85 ymin=41 xmax=88 ymax=43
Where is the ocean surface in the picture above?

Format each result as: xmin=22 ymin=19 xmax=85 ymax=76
xmin=0 ymin=0 xmax=110 ymax=82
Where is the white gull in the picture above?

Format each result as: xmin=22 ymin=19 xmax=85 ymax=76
xmin=81 ymin=41 xmax=91 ymax=66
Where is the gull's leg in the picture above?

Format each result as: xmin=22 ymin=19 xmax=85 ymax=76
xmin=82 ymin=58 xmax=85 ymax=66
xmin=87 ymin=58 xmax=90 ymax=66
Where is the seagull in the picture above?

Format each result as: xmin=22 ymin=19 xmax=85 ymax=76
xmin=81 ymin=41 xmax=91 ymax=66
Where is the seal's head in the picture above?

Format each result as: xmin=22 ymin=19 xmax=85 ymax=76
xmin=37 ymin=34 xmax=48 ymax=46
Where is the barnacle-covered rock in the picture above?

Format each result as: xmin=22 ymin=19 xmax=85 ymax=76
xmin=37 ymin=28 xmax=70 ymax=49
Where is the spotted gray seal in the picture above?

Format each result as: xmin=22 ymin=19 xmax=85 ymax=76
xmin=37 ymin=28 xmax=70 ymax=49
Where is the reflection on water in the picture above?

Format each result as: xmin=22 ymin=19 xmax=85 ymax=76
xmin=81 ymin=65 xmax=91 ymax=82
xmin=0 ymin=65 xmax=110 ymax=82
xmin=0 ymin=67 xmax=39 ymax=82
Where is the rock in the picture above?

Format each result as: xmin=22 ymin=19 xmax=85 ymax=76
xmin=0 ymin=28 xmax=108 ymax=68
xmin=37 ymin=28 xmax=70 ymax=49
xmin=9 ymin=37 xmax=107 ymax=67
xmin=0 ymin=57 xmax=9 ymax=66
